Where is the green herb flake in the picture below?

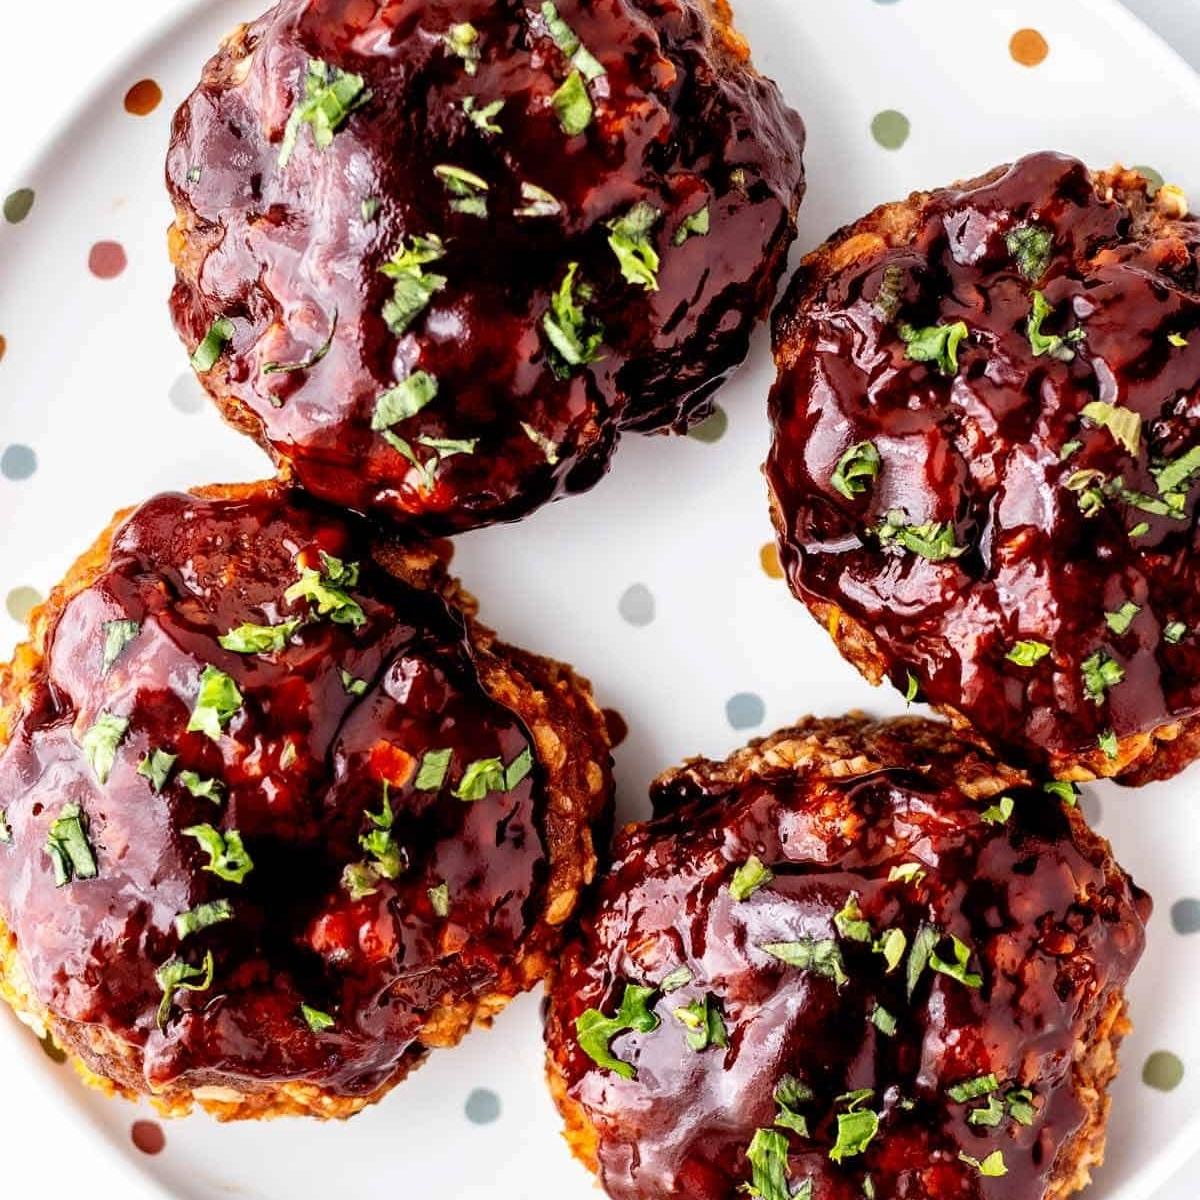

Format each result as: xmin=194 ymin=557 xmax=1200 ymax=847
xmin=905 ymin=923 xmax=939 ymax=997
xmin=831 ymin=440 xmax=881 ymax=500
xmin=541 ymin=2 xmax=606 ymax=81
xmin=888 ymin=862 xmax=926 ymax=885
xmin=904 ymin=672 xmax=920 ymax=704
xmin=1151 ymin=445 xmax=1200 ymax=496
xmin=454 ymin=757 xmax=505 ymax=801
xmin=1105 ymin=602 xmax=1141 ymax=636
xmin=186 ymin=666 xmax=243 ymax=743
xmin=520 ymin=421 xmax=561 ymax=463
xmin=434 ymin=164 xmax=489 ymax=217
xmin=373 ymin=372 xmax=439 ymax=439
xmin=301 ymin=1003 xmax=335 ymax=1032
xmin=1129 ymin=521 xmax=1151 ymax=540
xmin=929 ymin=933 xmax=983 ymax=989
xmin=1169 ymin=332 xmax=1189 ymax=348
xmin=760 ymin=938 xmax=848 ymax=987
xmin=874 ymin=265 xmax=905 ymax=321
xmin=278 ymin=59 xmax=370 ymax=168
xmin=284 ymin=551 xmax=366 ymax=627
xmin=1065 ymin=468 xmax=1108 ymax=518
xmin=361 ymin=197 xmax=379 ymax=222
xmin=980 ymin=795 xmax=1014 ymax=826
xmin=575 ymin=983 xmax=660 ymax=1079
xmin=1098 ymin=729 xmax=1119 ymax=760
xmin=342 ymin=861 xmax=380 ymax=900
xmin=770 ymin=1075 xmax=813 ymax=1136
xmin=874 ymin=927 xmax=907 ymax=973
xmin=1044 ymin=780 xmax=1079 ymax=806
xmin=504 ymin=745 xmax=534 ymax=790
xmin=1081 ymin=401 xmax=1142 ymax=456
xmin=1006 ymin=223 xmax=1053 ymax=280
xmin=829 ymin=1102 xmax=880 ymax=1163
xmin=959 ymin=1150 xmax=1007 ymax=1178
xmin=1005 ymin=1087 xmax=1036 ymax=1126
xmin=551 ymin=69 xmax=593 ymax=137
xmin=673 ymin=205 xmax=711 ymax=245
xmin=730 ymin=854 xmax=774 ymax=902
xmin=415 ymin=748 xmax=453 ymax=791
xmin=1081 ymin=650 xmax=1125 ymax=704
xmin=1060 ymin=439 xmax=1083 ymax=461
xmin=340 ymin=669 xmax=368 ymax=697
xmin=660 ymin=966 xmax=694 ymax=992
xmin=870 ymin=1004 xmax=897 ymax=1037
xmin=1027 ymin=289 xmax=1086 ymax=361
xmin=190 ymin=317 xmax=235 ymax=373
xmin=1006 ymin=639 xmax=1050 ymax=667
xmin=948 ymin=1074 xmax=999 ymax=1104
xmin=543 ymin=263 xmax=604 ymax=377
xmin=462 ymin=95 xmax=504 ymax=135
xmin=444 ymin=22 xmax=481 ymax=74
xmin=672 ymin=993 xmax=727 ymax=1052
xmin=360 ymin=787 xmax=405 ymax=880
xmin=898 ymin=320 xmax=969 ymax=375
xmin=218 ymin=618 xmax=301 ymax=655
xmin=516 ymin=182 xmax=562 ymax=219
xmin=182 ymin=824 xmax=254 ymax=884
xmin=1164 ymin=621 xmax=1188 ymax=644
xmin=833 ymin=893 xmax=872 ymax=943
xmin=875 ymin=511 xmax=964 ymax=562
xmin=81 ymin=711 xmax=130 ymax=785
xmin=155 ymin=950 xmax=215 ymax=1029
xmin=174 ymin=898 xmax=233 ymax=940
xmin=744 ymin=1128 xmax=792 ymax=1200
xmin=428 ymin=882 xmax=450 ymax=917
xmin=967 ymin=1093 xmax=1005 ymax=1128
xmin=46 ymin=803 xmax=98 ymax=886
xmin=101 ymin=619 xmax=140 ymax=674
xmin=379 ymin=235 xmax=448 ymax=335
xmin=178 ymin=770 xmax=224 ymax=804
xmin=606 ymin=202 xmax=662 ymax=291
xmin=137 ymin=749 xmax=177 ymax=793
xmin=262 ymin=311 xmax=338 ymax=375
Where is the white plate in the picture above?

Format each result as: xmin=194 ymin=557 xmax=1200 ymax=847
xmin=0 ymin=1 xmax=1198 ymax=1197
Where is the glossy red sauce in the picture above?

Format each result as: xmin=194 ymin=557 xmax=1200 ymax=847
xmin=546 ymin=724 xmax=1149 ymax=1200
xmin=768 ymin=152 xmax=1200 ymax=771
xmin=0 ymin=488 xmax=547 ymax=1096
xmin=166 ymin=0 xmax=805 ymax=535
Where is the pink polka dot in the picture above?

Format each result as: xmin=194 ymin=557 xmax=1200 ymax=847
xmin=88 ymin=241 xmax=127 ymax=279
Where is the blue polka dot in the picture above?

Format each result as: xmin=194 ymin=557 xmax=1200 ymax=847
xmin=1170 ymin=898 xmax=1200 ymax=935
xmin=726 ymin=692 xmax=765 ymax=730
xmin=1 ymin=444 xmax=37 ymax=481
xmin=618 ymin=583 xmax=655 ymax=627
xmin=465 ymin=1087 xmax=501 ymax=1124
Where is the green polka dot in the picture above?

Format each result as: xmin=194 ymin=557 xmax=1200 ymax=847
xmin=1142 ymin=1050 xmax=1184 ymax=1092
xmin=689 ymin=405 xmax=727 ymax=444
xmin=38 ymin=1030 xmax=66 ymax=1064
xmin=871 ymin=111 xmax=910 ymax=151
xmin=1132 ymin=165 xmax=1164 ymax=198
xmin=3 ymin=188 xmax=35 ymax=224
xmin=6 ymin=586 xmax=41 ymax=624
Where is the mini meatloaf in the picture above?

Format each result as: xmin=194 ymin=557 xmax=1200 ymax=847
xmin=167 ymin=0 xmax=806 ymax=535
xmin=767 ymin=151 xmax=1200 ymax=782
xmin=0 ymin=482 xmax=611 ymax=1119
xmin=544 ymin=714 xmax=1150 ymax=1200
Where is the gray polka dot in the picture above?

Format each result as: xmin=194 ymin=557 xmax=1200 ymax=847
xmin=688 ymin=405 xmax=727 ymax=444
xmin=726 ymin=692 xmax=765 ymax=730
xmin=618 ymin=583 xmax=655 ymax=627
xmin=169 ymin=372 xmax=207 ymax=415
xmin=1078 ymin=792 xmax=1102 ymax=828
xmin=1170 ymin=898 xmax=1200 ymax=935
xmin=1 ymin=444 xmax=37 ymax=481
xmin=465 ymin=1087 xmax=501 ymax=1124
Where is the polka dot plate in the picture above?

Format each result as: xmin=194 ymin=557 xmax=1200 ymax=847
xmin=0 ymin=1 xmax=1198 ymax=1198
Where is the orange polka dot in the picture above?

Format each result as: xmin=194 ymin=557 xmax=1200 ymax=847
xmin=602 ymin=707 xmax=628 ymax=749
xmin=131 ymin=1120 xmax=166 ymax=1155
xmin=759 ymin=542 xmax=784 ymax=580
xmin=88 ymin=241 xmax=127 ymax=279
xmin=124 ymin=79 xmax=163 ymax=116
xmin=1010 ymin=28 xmax=1049 ymax=67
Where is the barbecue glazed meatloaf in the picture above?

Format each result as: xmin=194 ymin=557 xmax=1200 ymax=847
xmin=767 ymin=151 xmax=1200 ymax=783
xmin=545 ymin=714 xmax=1150 ymax=1200
xmin=0 ymin=482 xmax=611 ymax=1119
xmin=167 ymin=0 xmax=806 ymax=535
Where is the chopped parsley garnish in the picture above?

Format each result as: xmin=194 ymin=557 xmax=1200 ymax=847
xmin=1081 ymin=650 xmax=1125 ymax=704
xmin=137 ymin=749 xmax=177 ymax=793
xmin=874 ymin=265 xmax=905 ymax=321
xmin=278 ymin=59 xmax=370 ymax=167
xmin=101 ymin=619 xmax=140 ymax=674
xmin=551 ymin=70 xmax=593 ymax=136
xmin=444 ymin=22 xmax=481 ymax=74
xmin=745 ymin=1129 xmax=792 ymax=1200
xmin=46 ymin=803 xmax=98 ymax=886
xmin=379 ymin=235 xmax=448 ymax=335
xmin=730 ymin=854 xmax=774 ymax=902
xmin=301 ymin=1004 xmax=335 ymax=1032
xmin=904 ymin=672 xmax=920 ymax=704
xmin=361 ymin=197 xmax=379 ymax=222
xmin=929 ymin=933 xmax=983 ymax=988
xmin=505 ymin=746 xmax=534 ymax=789
xmin=1151 ymin=444 xmax=1200 ymax=495
xmin=760 ymin=938 xmax=848 ymax=987
xmin=415 ymin=748 xmax=453 ymax=791
xmin=155 ymin=950 xmax=214 ymax=1029
xmin=453 ymin=747 xmax=531 ymax=800
xmin=218 ymin=618 xmax=301 ymax=655
xmin=360 ymin=787 xmax=406 ymax=879
xmin=874 ymin=927 xmax=907 ymax=973
xmin=672 ymin=993 xmax=727 ymax=1052
xmin=833 ymin=894 xmax=872 ymax=942
xmin=186 ymin=666 xmax=243 ymax=742
xmin=190 ymin=317 xmax=235 ymax=373
xmin=1081 ymin=401 xmax=1142 ymax=455
xmin=888 ymin=862 xmax=926 ymax=885
xmin=179 ymin=770 xmax=223 ymax=804
xmin=1098 ymin=729 xmax=1119 ymax=760
xmin=1169 ymin=332 xmax=1189 ymax=348
xmin=899 ymin=320 xmax=969 ymax=375
xmin=183 ymin=824 xmax=254 ymax=884
xmin=428 ymin=882 xmax=450 ymax=917
xmin=1060 ymin=439 xmax=1083 ymax=461
xmin=434 ymin=164 xmax=489 ymax=217
xmin=1005 ymin=1088 xmax=1036 ymax=1126
xmin=1006 ymin=639 xmax=1050 ymax=667
xmin=948 ymin=1074 xmax=999 ymax=1103
xmin=340 ymin=669 xmax=368 ymax=696
xmin=1065 ymin=468 xmax=1107 ymax=517
xmin=285 ymin=551 xmax=366 ymax=627
xmin=1164 ymin=621 xmax=1188 ymax=644
xmin=81 ymin=711 xmax=129 ymax=785
xmin=462 ymin=96 xmax=504 ymax=135
xmin=875 ymin=511 xmax=964 ymax=561
xmin=980 ymin=795 xmax=1014 ymax=825
xmin=606 ymin=202 xmax=662 ymax=291
xmin=1006 ymin=223 xmax=1053 ymax=280
xmin=661 ymin=966 xmax=694 ymax=992
xmin=262 ymin=311 xmax=338 ymax=375
xmin=373 ymin=371 xmax=439 ymax=433
xmin=541 ymin=2 xmax=606 ymax=81
xmin=575 ymin=983 xmax=660 ymax=1079
xmin=905 ymin=923 xmax=939 ymax=997
xmin=520 ymin=421 xmax=561 ymax=463
xmin=1129 ymin=521 xmax=1151 ymax=539
xmin=174 ymin=899 xmax=233 ymax=940
xmin=829 ymin=1091 xmax=880 ymax=1163
xmin=1044 ymin=780 xmax=1079 ymax=805
xmin=959 ymin=1151 xmax=1007 ymax=1178
xmin=1027 ymin=290 xmax=1085 ymax=360
xmin=673 ymin=205 xmax=711 ymax=245
xmin=516 ymin=182 xmax=562 ymax=219
xmin=1105 ymin=602 xmax=1141 ymax=636
xmin=543 ymin=263 xmax=604 ymax=377
xmin=831 ymin=441 xmax=881 ymax=500
xmin=342 ymin=861 xmax=381 ymax=900
xmin=772 ymin=1076 xmax=813 ymax=1136
xmin=870 ymin=1004 xmax=897 ymax=1037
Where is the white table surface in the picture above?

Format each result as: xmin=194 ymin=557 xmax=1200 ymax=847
xmin=0 ymin=1 xmax=1197 ymax=1197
